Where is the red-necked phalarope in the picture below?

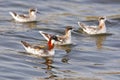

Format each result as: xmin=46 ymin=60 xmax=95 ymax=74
xmin=21 ymin=36 xmax=60 ymax=57
xmin=9 ymin=8 xmax=37 ymax=22
xmin=78 ymin=16 xmax=106 ymax=35
xmin=39 ymin=26 xmax=73 ymax=45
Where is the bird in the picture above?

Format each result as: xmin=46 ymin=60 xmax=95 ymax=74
xmin=9 ymin=8 xmax=38 ymax=22
xmin=39 ymin=26 xmax=73 ymax=45
xmin=78 ymin=16 xmax=106 ymax=35
xmin=21 ymin=35 xmax=60 ymax=57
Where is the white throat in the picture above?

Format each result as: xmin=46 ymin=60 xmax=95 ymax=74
xmin=98 ymin=19 xmax=106 ymax=33
xmin=99 ymin=20 xmax=106 ymax=28
xmin=66 ymin=30 xmax=72 ymax=44
xmin=30 ymin=12 xmax=36 ymax=17
xmin=100 ymin=20 xmax=105 ymax=24
xmin=51 ymin=39 xmax=55 ymax=45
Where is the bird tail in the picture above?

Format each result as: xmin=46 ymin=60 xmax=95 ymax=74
xmin=21 ymin=41 xmax=31 ymax=49
xmin=39 ymin=31 xmax=51 ymax=41
xmin=9 ymin=11 xmax=17 ymax=19
xmin=78 ymin=22 xmax=86 ymax=30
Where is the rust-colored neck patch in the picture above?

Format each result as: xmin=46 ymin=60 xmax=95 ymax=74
xmin=48 ymin=38 xmax=54 ymax=50
xmin=98 ymin=21 xmax=105 ymax=30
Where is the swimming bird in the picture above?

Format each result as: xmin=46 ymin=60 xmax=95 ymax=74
xmin=78 ymin=16 xmax=106 ymax=35
xmin=21 ymin=36 xmax=60 ymax=57
xmin=9 ymin=8 xmax=37 ymax=22
xmin=39 ymin=26 xmax=73 ymax=45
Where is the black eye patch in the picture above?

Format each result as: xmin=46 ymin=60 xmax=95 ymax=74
xmin=51 ymin=36 xmax=59 ymax=41
xmin=30 ymin=9 xmax=36 ymax=12
xmin=100 ymin=17 xmax=105 ymax=20
xmin=66 ymin=26 xmax=73 ymax=30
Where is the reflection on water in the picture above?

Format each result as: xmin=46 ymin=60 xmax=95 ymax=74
xmin=42 ymin=57 xmax=58 ymax=79
xmin=94 ymin=33 xmax=112 ymax=49
xmin=24 ymin=21 xmax=38 ymax=28
xmin=95 ymin=35 xmax=106 ymax=49
xmin=13 ymin=21 xmax=38 ymax=29
xmin=61 ymin=54 xmax=70 ymax=63
xmin=42 ymin=57 xmax=53 ymax=70
xmin=37 ymin=44 xmax=73 ymax=79
xmin=55 ymin=44 xmax=72 ymax=63
xmin=55 ymin=44 xmax=73 ymax=53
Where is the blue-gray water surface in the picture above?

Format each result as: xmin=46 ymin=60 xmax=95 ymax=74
xmin=0 ymin=0 xmax=120 ymax=80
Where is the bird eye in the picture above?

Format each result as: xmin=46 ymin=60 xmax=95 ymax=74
xmin=52 ymin=36 xmax=59 ymax=41
xmin=32 ymin=10 xmax=35 ymax=12
xmin=101 ymin=17 xmax=104 ymax=19
xmin=66 ymin=26 xmax=73 ymax=30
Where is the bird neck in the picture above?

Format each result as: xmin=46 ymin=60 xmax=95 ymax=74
xmin=98 ymin=20 xmax=105 ymax=29
xmin=48 ymin=39 xmax=54 ymax=51
xmin=29 ymin=12 xmax=36 ymax=17
xmin=65 ymin=30 xmax=71 ymax=38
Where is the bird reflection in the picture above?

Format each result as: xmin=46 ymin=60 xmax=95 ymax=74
xmin=94 ymin=34 xmax=107 ymax=49
xmin=40 ymin=44 xmax=73 ymax=79
xmin=61 ymin=54 xmax=70 ymax=63
xmin=41 ymin=57 xmax=58 ymax=79
xmin=55 ymin=44 xmax=73 ymax=53
xmin=24 ymin=21 xmax=37 ymax=28
xmin=42 ymin=57 xmax=54 ymax=70
xmin=55 ymin=44 xmax=73 ymax=63
xmin=37 ymin=44 xmax=74 ymax=79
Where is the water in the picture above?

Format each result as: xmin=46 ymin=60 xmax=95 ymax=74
xmin=0 ymin=0 xmax=120 ymax=80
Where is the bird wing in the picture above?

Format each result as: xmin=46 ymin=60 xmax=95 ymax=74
xmin=18 ymin=14 xmax=29 ymax=19
xmin=21 ymin=41 xmax=46 ymax=50
xmin=57 ymin=35 xmax=66 ymax=43
xmin=78 ymin=22 xmax=87 ymax=30
xmin=39 ymin=31 xmax=52 ymax=41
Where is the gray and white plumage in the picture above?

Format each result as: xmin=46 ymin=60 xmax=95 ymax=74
xmin=39 ymin=26 xmax=73 ymax=45
xmin=9 ymin=8 xmax=37 ymax=22
xmin=78 ymin=16 xmax=107 ymax=35
xmin=21 ymin=36 xmax=59 ymax=57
